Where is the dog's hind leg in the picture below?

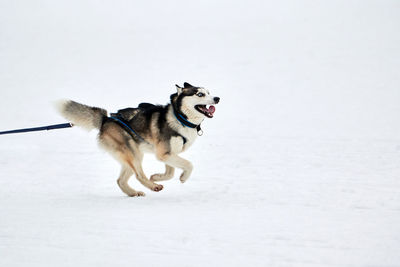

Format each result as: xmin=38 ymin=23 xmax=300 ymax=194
xmin=115 ymin=150 xmax=163 ymax=194
xmin=99 ymin=127 xmax=152 ymax=196
xmin=99 ymin=124 xmax=163 ymax=194
xmin=150 ymin=164 xmax=175 ymax=182
xmin=127 ymin=151 xmax=164 ymax=192
xmin=117 ymin=165 xmax=145 ymax=197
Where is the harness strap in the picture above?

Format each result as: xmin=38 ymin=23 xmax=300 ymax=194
xmin=180 ymin=135 xmax=187 ymax=145
xmin=110 ymin=115 xmax=187 ymax=145
xmin=109 ymin=116 xmax=146 ymax=142
xmin=173 ymin=108 xmax=203 ymax=135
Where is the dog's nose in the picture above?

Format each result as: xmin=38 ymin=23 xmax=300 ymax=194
xmin=214 ymin=97 xmax=220 ymax=104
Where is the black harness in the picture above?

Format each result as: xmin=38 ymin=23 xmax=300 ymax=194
xmin=108 ymin=107 xmax=201 ymax=145
xmin=108 ymin=116 xmax=146 ymax=143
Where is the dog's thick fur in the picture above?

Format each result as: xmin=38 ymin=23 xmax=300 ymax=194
xmin=58 ymin=83 xmax=220 ymax=197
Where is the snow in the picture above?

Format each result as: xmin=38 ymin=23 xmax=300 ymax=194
xmin=1 ymin=1 xmax=400 ymax=266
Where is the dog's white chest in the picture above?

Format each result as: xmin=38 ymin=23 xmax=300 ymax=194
xmin=181 ymin=128 xmax=198 ymax=152
xmin=168 ymin=127 xmax=198 ymax=154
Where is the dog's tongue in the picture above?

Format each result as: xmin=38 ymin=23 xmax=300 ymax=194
xmin=208 ymin=105 xmax=215 ymax=114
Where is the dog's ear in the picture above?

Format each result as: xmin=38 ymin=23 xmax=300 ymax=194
xmin=175 ymin=84 xmax=183 ymax=94
xmin=183 ymin=82 xmax=194 ymax=88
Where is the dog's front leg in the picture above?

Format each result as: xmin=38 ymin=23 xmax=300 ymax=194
xmin=157 ymin=153 xmax=193 ymax=183
xmin=150 ymin=164 xmax=175 ymax=182
xmin=166 ymin=155 xmax=193 ymax=183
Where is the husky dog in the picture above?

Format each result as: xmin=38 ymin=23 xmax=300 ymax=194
xmin=58 ymin=82 xmax=220 ymax=197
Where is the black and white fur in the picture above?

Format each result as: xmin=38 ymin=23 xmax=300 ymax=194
xmin=58 ymin=82 xmax=220 ymax=197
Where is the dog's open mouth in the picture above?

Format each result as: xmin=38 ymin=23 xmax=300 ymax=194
xmin=195 ymin=105 xmax=215 ymax=118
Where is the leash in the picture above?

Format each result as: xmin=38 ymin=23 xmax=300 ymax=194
xmin=0 ymin=118 xmax=145 ymax=143
xmin=0 ymin=123 xmax=73 ymax=136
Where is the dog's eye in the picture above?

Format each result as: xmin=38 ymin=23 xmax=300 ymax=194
xmin=197 ymin=93 xmax=204 ymax=97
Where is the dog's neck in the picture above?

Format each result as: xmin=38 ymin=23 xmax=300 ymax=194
xmin=170 ymin=104 xmax=204 ymax=128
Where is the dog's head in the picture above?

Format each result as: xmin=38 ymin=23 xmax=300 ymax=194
xmin=171 ymin=82 xmax=220 ymax=120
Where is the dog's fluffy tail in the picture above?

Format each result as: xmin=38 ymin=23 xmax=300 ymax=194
xmin=56 ymin=100 xmax=107 ymax=131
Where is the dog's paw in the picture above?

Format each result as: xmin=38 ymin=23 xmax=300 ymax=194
xmin=152 ymin=184 xmax=164 ymax=192
xmin=150 ymin=174 xmax=163 ymax=182
xmin=128 ymin=191 xmax=146 ymax=197
xmin=180 ymin=173 xmax=189 ymax=183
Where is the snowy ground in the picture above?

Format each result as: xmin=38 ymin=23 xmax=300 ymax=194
xmin=1 ymin=1 xmax=400 ymax=266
